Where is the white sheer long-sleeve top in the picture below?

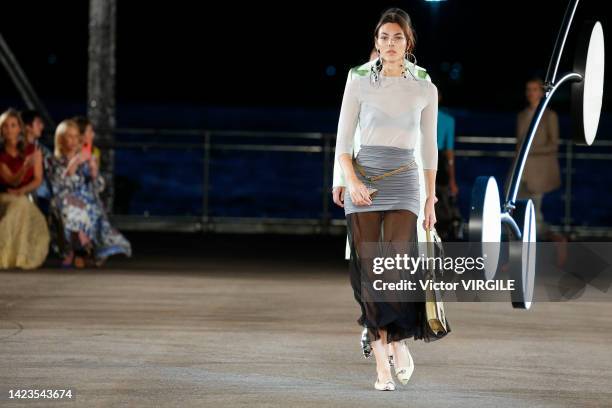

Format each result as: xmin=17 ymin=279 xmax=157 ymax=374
xmin=334 ymin=74 xmax=438 ymax=170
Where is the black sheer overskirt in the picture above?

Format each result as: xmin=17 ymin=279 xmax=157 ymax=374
xmin=346 ymin=209 xmax=451 ymax=343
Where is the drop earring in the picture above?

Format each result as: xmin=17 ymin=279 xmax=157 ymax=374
xmin=370 ymin=49 xmax=383 ymax=86
xmin=404 ymin=50 xmax=418 ymax=80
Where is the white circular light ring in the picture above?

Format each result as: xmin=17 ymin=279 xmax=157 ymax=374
xmin=521 ymin=199 xmax=537 ymax=310
xmin=482 ymin=177 xmax=501 ymax=279
xmin=508 ymin=199 xmax=536 ymax=309
xmin=583 ymin=21 xmax=605 ymax=146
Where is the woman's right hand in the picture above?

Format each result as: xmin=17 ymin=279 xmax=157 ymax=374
xmin=348 ymin=178 xmax=372 ymax=206
xmin=332 ymin=186 xmax=345 ymax=208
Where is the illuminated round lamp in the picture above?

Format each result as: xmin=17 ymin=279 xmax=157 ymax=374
xmin=469 ymin=176 xmax=502 ymax=280
xmin=571 ymin=21 xmax=605 ymax=146
xmin=509 ymin=199 xmax=537 ymax=310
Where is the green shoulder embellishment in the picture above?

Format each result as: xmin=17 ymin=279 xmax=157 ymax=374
xmin=352 ymin=67 xmax=370 ymax=77
xmin=417 ymin=69 xmax=428 ymax=79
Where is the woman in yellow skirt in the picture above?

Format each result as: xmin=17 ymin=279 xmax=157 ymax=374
xmin=0 ymin=108 xmax=50 ymax=269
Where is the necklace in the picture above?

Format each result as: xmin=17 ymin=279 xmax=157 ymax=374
xmin=382 ymin=64 xmax=406 ymax=78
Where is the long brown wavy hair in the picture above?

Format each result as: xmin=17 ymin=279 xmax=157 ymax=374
xmin=0 ymin=108 xmax=26 ymax=156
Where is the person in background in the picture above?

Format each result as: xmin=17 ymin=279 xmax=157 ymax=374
xmin=434 ymin=89 xmax=462 ymax=241
xmin=49 ymin=119 xmax=131 ymax=268
xmin=369 ymin=47 xmax=378 ymax=62
xmin=0 ymin=108 xmax=50 ymax=269
xmin=21 ymin=110 xmax=45 ymax=145
xmin=73 ymin=116 xmax=101 ymax=167
xmin=21 ymin=109 xmax=54 ymax=200
xmin=436 ymin=89 xmax=458 ymax=197
xmin=516 ymin=77 xmax=561 ymax=238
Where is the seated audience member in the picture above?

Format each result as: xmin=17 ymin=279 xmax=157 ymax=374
xmin=21 ymin=109 xmax=54 ymax=200
xmin=49 ymin=119 xmax=131 ymax=268
xmin=73 ymin=116 xmax=101 ymax=167
xmin=0 ymin=108 xmax=50 ymax=269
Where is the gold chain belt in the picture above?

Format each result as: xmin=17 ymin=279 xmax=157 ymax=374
xmin=351 ymin=157 xmax=418 ymax=198
xmin=352 ymin=157 xmax=418 ymax=182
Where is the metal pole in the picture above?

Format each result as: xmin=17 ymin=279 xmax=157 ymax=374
xmin=545 ymin=0 xmax=581 ymax=87
xmin=0 ymin=33 xmax=56 ymax=129
xmin=88 ymin=0 xmax=117 ymax=211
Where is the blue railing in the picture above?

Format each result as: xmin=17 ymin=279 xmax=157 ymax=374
xmin=95 ymin=128 xmax=612 ymax=238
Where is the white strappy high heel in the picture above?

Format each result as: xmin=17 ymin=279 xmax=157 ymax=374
xmin=394 ymin=342 xmax=414 ymax=385
xmin=374 ymin=378 xmax=396 ymax=391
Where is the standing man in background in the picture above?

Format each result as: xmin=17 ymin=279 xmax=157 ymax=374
xmin=515 ymin=77 xmax=561 ymax=239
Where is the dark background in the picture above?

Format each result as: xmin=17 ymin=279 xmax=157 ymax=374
xmin=1 ymin=0 xmax=609 ymax=113
xmin=1 ymin=0 xmax=611 ymax=228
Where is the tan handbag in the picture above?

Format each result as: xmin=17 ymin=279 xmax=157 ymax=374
xmin=424 ymin=228 xmax=450 ymax=337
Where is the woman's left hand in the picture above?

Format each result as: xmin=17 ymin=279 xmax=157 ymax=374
xmin=89 ymin=156 xmax=99 ymax=178
xmin=422 ymin=196 xmax=438 ymax=231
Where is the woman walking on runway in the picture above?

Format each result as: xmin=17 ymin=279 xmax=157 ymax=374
xmin=334 ymin=8 xmax=441 ymax=391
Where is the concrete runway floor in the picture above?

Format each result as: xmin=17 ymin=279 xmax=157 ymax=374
xmin=1 ymin=233 xmax=611 ymax=407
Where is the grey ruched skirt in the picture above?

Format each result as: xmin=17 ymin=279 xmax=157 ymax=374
xmin=344 ymin=145 xmax=419 ymax=216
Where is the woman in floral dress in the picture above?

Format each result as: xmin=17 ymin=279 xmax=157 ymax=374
xmin=49 ymin=119 xmax=131 ymax=268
